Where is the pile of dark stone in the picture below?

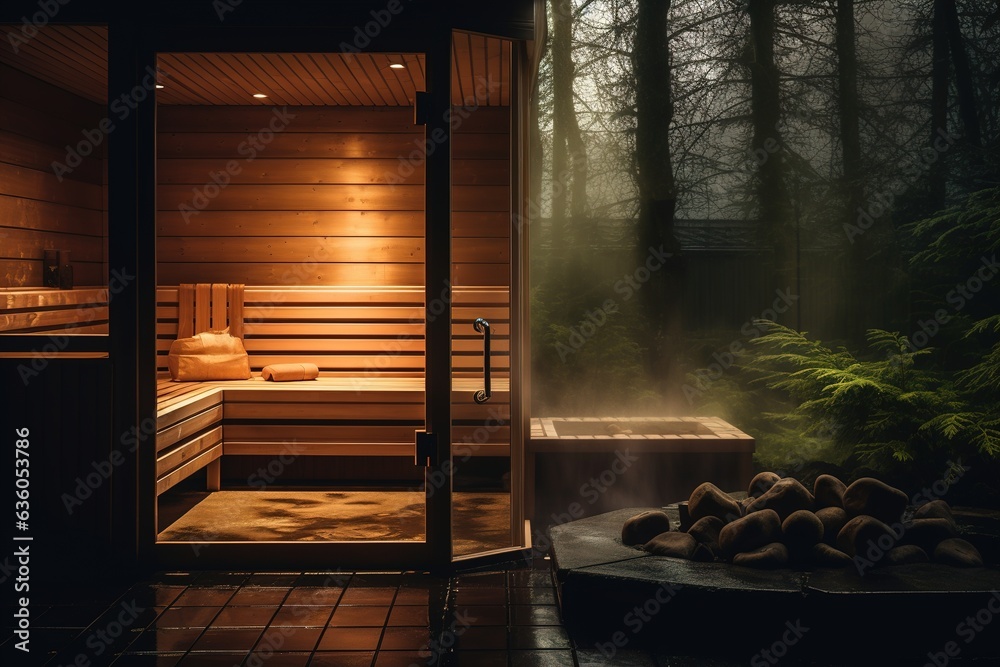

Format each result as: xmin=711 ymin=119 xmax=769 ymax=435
xmin=621 ymin=472 xmax=984 ymax=570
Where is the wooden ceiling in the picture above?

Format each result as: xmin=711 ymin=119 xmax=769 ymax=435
xmin=0 ymin=25 xmax=510 ymax=107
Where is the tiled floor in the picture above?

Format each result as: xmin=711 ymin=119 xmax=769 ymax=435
xmin=10 ymin=554 xmax=988 ymax=667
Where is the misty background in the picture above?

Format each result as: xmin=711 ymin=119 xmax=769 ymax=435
xmin=528 ymin=0 xmax=1000 ymax=497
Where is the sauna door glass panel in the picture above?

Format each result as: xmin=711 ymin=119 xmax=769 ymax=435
xmin=450 ymin=33 xmax=521 ymax=557
xmin=152 ymin=51 xmax=432 ymax=550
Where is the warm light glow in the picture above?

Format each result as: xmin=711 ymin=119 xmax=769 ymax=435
xmin=252 ymin=93 xmax=268 ymax=98
xmin=155 ymin=84 xmax=164 ymax=89
xmin=389 ymin=63 xmax=405 ymax=69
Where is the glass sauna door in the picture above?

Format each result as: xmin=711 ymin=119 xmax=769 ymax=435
xmin=151 ymin=49 xmax=441 ymax=568
xmin=450 ymin=32 xmax=526 ymax=559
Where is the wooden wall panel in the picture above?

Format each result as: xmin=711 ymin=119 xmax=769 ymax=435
xmin=0 ymin=63 xmax=106 ymax=289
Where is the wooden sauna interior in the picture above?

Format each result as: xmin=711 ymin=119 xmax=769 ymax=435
xmin=0 ymin=26 xmax=110 ymax=334
xmin=152 ymin=41 xmax=516 ymax=553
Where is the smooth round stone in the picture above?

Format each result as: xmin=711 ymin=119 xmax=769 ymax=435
xmin=782 ymin=510 xmax=824 ymax=551
xmin=843 ymin=477 xmax=908 ymax=524
xmin=719 ymin=508 xmax=781 ymax=560
xmin=748 ymin=471 xmax=781 ymax=499
xmin=811 ymin=543 xmax=853 ymax=568
xmin=732 ymin=542 xmax=789 ymax=569
xmin=816 ymin=506 xmax=848 ymax=546
xmin=900 ymin=518 xmax=958 ymax=554
xmin=913 ymin=499 xmax=957 ymax=526
xmin=644 ymin=531 xmax=712 ymax=561
xmin=882 ymin=545 xmax=929 ymax=566
xmin=687 ymin=515 xmax=725 ymax=557
xmin=745 ymin=477 xmax=815 ymax=521
xmin=934 ymin=538 xmax=984 ymax=567
xmin=621 ymin=510 xmax=672 ymax=546
xmin=836 ymin=515 xmax=896 ymax=558
xmin=813 ymin=474 xmax=847 ymax=509
xmin=688 ymin=481 xmax=742 ymax=524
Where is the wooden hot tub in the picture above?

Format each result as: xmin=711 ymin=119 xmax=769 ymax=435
xmin=527 ymin=417 xmax=755 ymax=522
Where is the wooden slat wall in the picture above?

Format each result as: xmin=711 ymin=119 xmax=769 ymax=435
xmin=0 ymin=63 xmax=107 ymax=288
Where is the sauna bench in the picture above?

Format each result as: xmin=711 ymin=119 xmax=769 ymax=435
xmin=154 ymin=375 xmax=511 ymax=497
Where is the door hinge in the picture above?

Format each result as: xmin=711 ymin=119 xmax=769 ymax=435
xmin=415 ymin=430 xmax=438 ymax=467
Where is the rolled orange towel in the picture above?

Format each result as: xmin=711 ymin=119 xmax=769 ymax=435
xmin=261 ymin=363 xmax=320 ymax=381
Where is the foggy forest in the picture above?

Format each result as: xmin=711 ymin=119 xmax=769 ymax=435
xmin=529 ymin=0 xmax=1000 ymax=502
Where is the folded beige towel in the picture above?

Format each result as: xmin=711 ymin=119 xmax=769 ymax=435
xmin=261 ymin=363 xmax=320 ymax=381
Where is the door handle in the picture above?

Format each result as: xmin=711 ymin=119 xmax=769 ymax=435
xmin=473 ymin=318 xmax=492 ymax=404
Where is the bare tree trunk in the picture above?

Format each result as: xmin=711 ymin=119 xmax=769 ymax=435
xmin=930 ymin=0 xmax=949 ymax=209
xmin=837 ymin=0 xmax=870 ymax=342
xmin=943 ymin=0 xmax=981 ymax=151
xmin=747 ymin=0 xmax=796 ymax=326
xmin=634 ymin=0 xmax=683 ymax=401
xmin=551 ymin=0 xmax=588 ymax=228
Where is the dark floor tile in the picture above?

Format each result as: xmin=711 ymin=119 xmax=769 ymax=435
xmin=373 ymin=650 xmax=429 ymax=667
xmin=386 ymin=605 xmax=430 ymax=627
xmin=452 ymin=588 xmax=505 ymax=607
xmin=508 ymin=588 xmax=557 ymax=605
xmin=173 ymin=588 xmax=238 ymax=607
xmin=256 ymin=626 xmax=324 ymax=653
xmin=510 ymin=626 xmax=571 ymax=650
xmin=454 ymin=572 xmax=506 ymax=588
xmin=211 ymin=606 xmax=277 ymax=627
xmin=329 ymin=606 xmax=389 ymax=628
xmin=378 ymin=626 xmax=431 ymax=651
xmin=576 ymin=648 xmax=658 ymax=666
xmin=246 ymin=574 xmax=301 ymax=587
xmin=193 ymin=572 xmax=250 ymax=586
xmin=285 ymin=587 xmax=344 ymax=606
xmin=393 ymin=587 xmax=443 ymax=606
xmin=35 ymin=605 xmax=108 ymax=628
xmin=243 ymin=651 xmax=312 ymax=667
xmin=511 ymin=605 xmax=561 ymax=626
xmin=111 ymin=653 xmax=185 ymax=666
xmin=154 ymin=606 xmax=223 ymax=628
xmin=509 ymin=649 xmax=575 ymax=667
xmin=443 ymin=650 xmax=509 ymax=667
xmin=295 ymin=573 xmax=352 ymax=588
xmin=316 ymin=626 xmax=383 ymax=651
xmin=189 ymin=627 xmax=263 ymax=652
xmin=271 ymin=606 xmax=334 ymax=628
xmin=124 ymin=585 xmax=188 ymax=608
xmin=229 ymin=587 xmax=290 ymax=606
xmin=338 ymin=588 xmax=396 ymax=606
xmin=452 ymin=626 xmax=507 ymax=651
xmin=455 ymin=605 xmax=507 ymax=627
xmin=307 ymin=652 xmax=375 ymax=667
xmin=127 ymin=628 xmax=203 ymax=653
xmin=509 ymin=570 xmax=554 ymax=588
xmin=166 ymin=653 xmax=248 ymax=665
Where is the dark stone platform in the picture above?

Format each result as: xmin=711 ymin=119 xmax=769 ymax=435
xmin=550 ymin=507 xmax=1000 ymax=663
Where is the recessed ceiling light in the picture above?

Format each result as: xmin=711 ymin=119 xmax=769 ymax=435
xmin=253 ymin=93 xmax=268 ymax=99
xmin=389 ymin=63 xmax=405 ymax=69
xmin=155 ymin=84 xmax=164 ymax=89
